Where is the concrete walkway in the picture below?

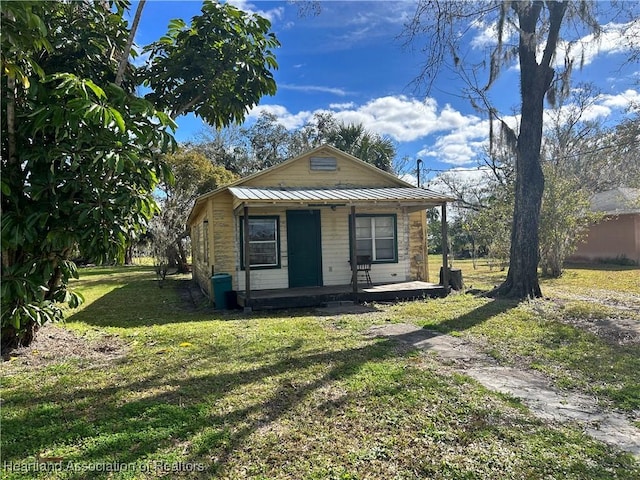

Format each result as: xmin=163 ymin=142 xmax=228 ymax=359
xmin=366 ymin=322 xmax=640 ymax=457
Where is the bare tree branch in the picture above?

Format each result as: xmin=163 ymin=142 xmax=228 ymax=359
xmin=115 ymin=0 xmax=146 ymax=88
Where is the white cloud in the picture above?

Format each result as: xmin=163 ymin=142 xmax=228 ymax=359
xmin=250 ymin=95 xmax=482 ymax=144
xmin=426 ymin=166 xmax=494 ymax=195
xmin=226 ymin=0 xmax=284 ymax=23
xmin=542 ymin=89 xmax=640 ymax=125
xmin=317 ymin=2 xmax=414 ymax=49
xmin=248 ymin=104 xmax=313 ymax=130
xmin=248 ymin=85 xmax=636 ymax=169
xmin=399 ymin=172 xmax=418 ymax=186
xmin=470 ymin=18 xmax=517 ymax=50
xmin=329 ymin=102 xmax=356 ymax=110
xmin=446 ymin=167 xmax=493 ymax=184
xmin=418 ymin=119 xmax=490 ymax=166
xmin=280 ymin=84 xmax=351 ymax=96
xmin=554 ymin=20 xmax=640 ymax=69
xmin=573 ymin=104 xmax=613 ymax=123
xmin=331 ymin=96 xmax=480 ymax=142
xmin=470 ymin=17 xmax=640 ymax=70
xmin=598 ymin=89 xmax=640 ymax=109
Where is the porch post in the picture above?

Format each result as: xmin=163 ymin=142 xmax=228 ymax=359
xmin=243 ymin=204 xmax=252 ymax=312
xmin=441 ymin=202 xmax=449 ymax=291
xmin=349 ymin=205 xmax=358 ymax=296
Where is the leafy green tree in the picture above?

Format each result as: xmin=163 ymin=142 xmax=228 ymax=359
xmin=245 ymin=112 xmax=291 ymax=170
xmin=288 ymin=112 xmax=339 ymax=156
xmin=152 ymin=149 xmax=237 ymax=274
xmin=537 ymin=84 xmax=606 ymax=277
xmin=435 ymin=145 xmax=514 ymax=269
xmin=426 ymin=208 xmax=443 ymax=254
xmin=403 ymin=1 xmax=629 ymax=298
xmin=441 ymin=85 xmax=619 ymax=279
xmin=467 ymin=189 xmax=513 ymax=271
xmin=1 ymin=1 xmax=173 ymax=348
xmin=1 ymin=0 xmax=279 ymax=348
xmin=292 ymin=113 xmax=397 ymax=172
xmin=141 ymin=1 xmax=279 ymax=125
xmin=539 ymin=163 xmax=598 ymax=277
xmin=189 ymin=124 xmax=255 ymax=176
xmin=326 ymin=123 xmax=396 ymax=172
xmin=580 ymin=115 xmax=640 ymax=192
xmin=448 ymin=216 xmax=474 ymax=258
xmin=198 ymin=111 xmax=397 ymax=175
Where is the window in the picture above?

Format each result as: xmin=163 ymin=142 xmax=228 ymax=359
xmin=240 ymin=216 xmax=281 ymax=269
xmin=352 ymin=215 xmax=397 ymax=263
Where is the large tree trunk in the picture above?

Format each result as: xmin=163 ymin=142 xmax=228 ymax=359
xmin=491 ymin=1 xmax=567 ymax=299
xmin=176 ymin=237 xmax=190 ymax=273
xmin=166 ymin=244 xmax=179 ymax=269
xmin=124 ymin=244 xmax=134 ymax=265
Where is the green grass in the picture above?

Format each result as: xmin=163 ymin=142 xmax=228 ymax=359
xmin=420 ymin=256 xmax=640 ymax=411
xmin=388 ymin=295 xmax=640 ymax=411
xmin=2 ymin=265 xmax=639 ymax=479
xmin=434 ymin=254 xmax=640 ymax=293
xmin=543 ymin=263 xmax=640 ymax=293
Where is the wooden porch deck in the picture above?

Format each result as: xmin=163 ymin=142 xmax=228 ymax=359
xmin=235 ymin=281 xmax=449 ymax=310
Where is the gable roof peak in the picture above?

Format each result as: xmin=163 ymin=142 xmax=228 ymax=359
xmin=231 ymin=143 xmax=412 ymax=188
xmin=188 ymin=144 xmax=413 ymax=223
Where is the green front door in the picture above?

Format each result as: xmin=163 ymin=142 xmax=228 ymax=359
xmin=287 ymin=210 xmax=323 ymax=288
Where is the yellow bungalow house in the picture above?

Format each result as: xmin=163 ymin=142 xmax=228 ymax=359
xmin=187 ymin=145 xmax=454 ymax=310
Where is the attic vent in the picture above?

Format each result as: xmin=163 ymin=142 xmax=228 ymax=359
xmin=310 ymin=157 xmax=337 ymax=171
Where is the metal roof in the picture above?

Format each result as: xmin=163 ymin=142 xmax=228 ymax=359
xmin=228 ymin=186 xmax=452 ymax=205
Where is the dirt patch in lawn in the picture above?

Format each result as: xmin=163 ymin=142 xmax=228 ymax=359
xmin=2 ymin=323 xmax=127 ymax=370
xmin=561 ymin=314 xmax=640 ymax=345
xmin=551 ymin=294 xmax=640 ymax=345
xmin=176 ymin=277 xmax=209 ymax=311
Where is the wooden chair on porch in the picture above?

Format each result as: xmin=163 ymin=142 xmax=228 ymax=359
xmin=350 ymin=255 xmax=373 ymax=287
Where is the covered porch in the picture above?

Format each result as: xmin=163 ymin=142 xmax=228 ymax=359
xmin=236 ymin=280 xmax=448 ymax=310
xmin=231 ymin=186 xmax=453 ymax=311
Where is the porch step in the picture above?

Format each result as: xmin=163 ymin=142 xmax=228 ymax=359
xmin=323 ymin=300 xmax=355 ymax=308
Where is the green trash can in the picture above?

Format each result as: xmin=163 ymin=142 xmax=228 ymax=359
xmin=211 ymin=273 xmax=232 ymax=309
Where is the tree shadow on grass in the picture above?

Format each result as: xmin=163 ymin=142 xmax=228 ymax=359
xmin=3 ymin=302 xmax=634 ymax=478
xmin=0 ymin=338 xmax=401 ymax=469
xmin=429 ymin=298 xmax=519 ymax=334
xmin=2 ymin=292 xmax=636 ymax=478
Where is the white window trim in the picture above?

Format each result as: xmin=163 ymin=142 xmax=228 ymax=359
xmin=355 ymin=215 xmax=397 ymax=262
xmin=241 ymin=216 xmax=281 ymax=269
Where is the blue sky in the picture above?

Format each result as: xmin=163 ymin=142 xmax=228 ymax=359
xmin=132 ymin=1 xmax=640 ymax=184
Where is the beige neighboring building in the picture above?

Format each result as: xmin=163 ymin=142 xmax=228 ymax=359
xmin=571 ymin=187 xmax=640 ymax=265
xmin=187 ymin=145 xmax=454 ymax=308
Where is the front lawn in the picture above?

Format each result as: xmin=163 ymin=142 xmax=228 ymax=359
xmin=2 ymin=264 xmax=638 ymax=479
